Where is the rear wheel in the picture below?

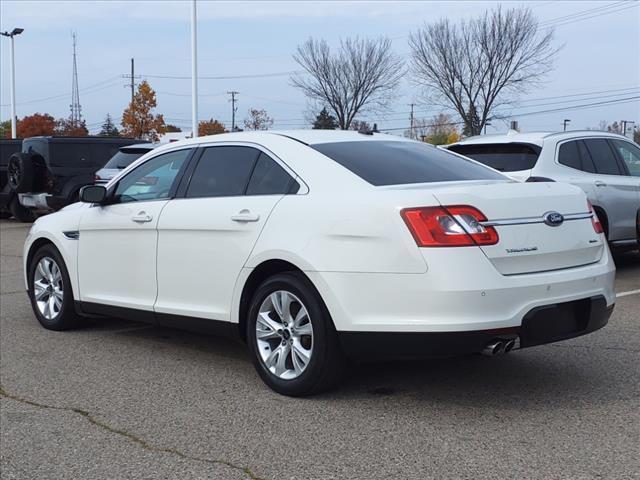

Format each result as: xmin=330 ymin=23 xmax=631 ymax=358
xmin=247 ymin=272 xmax=345 ymax=396
xmin=28 ymin=244 xmax=81 ymax=330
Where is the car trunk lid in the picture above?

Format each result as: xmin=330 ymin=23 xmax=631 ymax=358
xmin=429 ymin=181 xmax=604 ymax=275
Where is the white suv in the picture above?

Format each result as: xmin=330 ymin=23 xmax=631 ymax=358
xmin=447 ymin=131 xmax=640 ymax=250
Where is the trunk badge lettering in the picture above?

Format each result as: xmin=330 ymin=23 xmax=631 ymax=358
xmin=506 ymin=247 xmax=538 ymax=254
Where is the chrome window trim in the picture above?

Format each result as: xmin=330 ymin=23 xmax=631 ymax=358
xmin=479 ymin=212 xmax=592 ymax=227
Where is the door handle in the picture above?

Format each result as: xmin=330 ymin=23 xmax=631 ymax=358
xmin=595 ymin=181 xmax=607 ymax=187
xmin=131 ymin=211 xmax=153 ymax=223
xmin=231 ymin=209 xmax=260 ymax=222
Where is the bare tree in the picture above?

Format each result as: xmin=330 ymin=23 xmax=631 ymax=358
xmin=244 ymin=108 xmax=274 ymax=130
xmin=409 ymin=7 xmax=559 ymax=136
xmin=292 ymin=37 xmax=404 ymax=130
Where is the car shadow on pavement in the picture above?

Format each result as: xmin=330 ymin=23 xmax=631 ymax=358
xmin=78 ymin=316 xmax=633 ymax=410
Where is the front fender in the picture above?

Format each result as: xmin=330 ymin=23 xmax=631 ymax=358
xmin=23 ymin=208 xmax=84 ymax=298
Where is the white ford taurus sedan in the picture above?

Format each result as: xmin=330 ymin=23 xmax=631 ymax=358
xmin=23 ymin=130 xmax=616 ymax=395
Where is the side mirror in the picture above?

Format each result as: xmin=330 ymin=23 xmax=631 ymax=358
xmin=79 ymin=185 xmax=107 ymax=204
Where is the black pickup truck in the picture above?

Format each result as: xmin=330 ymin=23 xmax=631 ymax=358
xmin=1 ymin=136 xmax=139 ymax=221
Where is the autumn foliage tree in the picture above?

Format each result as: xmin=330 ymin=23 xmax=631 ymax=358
xmin=0 ymin=120 xmax=11 ymax=138
xmin=198 ymin=119 xmax=227 ymax=136
xmin=16 ymin=113 xmax=56 ymax=138
xmin=121 ymin=80 xmax=165 ymax=141
xmin=244 ymin=109 xmax=274 ymax=131
xmin=55 ymin=118 xmax=89 ymax=136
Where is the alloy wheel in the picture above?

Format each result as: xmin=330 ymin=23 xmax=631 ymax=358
xmin=33 ymin=257 xmax=64 ymax=320
xmin=255 ymin=290 xmax=314 ymax=380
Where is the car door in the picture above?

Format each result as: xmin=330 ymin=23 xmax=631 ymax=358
xmin=583 ymin=138 xmax=638 ymax=241
xmin=155 ymin=145 xmax=299 ymax=321
xmin=77 ymin=148 xmax=193 ymax=313
xmin=609 ymin=138 xmax=640 ymax=228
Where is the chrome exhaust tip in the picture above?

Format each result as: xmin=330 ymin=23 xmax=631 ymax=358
xmin=482 ymin=340 xmax=505 ymax=356
xmin=504 ymin=339 xmax=516 ymax=353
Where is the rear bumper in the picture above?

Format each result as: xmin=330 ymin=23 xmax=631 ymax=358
xmin=308 ymin=246 xmax=616 ymax=333
xmin=338 ymin=295 xmax=613 ymax=360
xmin=18 ymin=193 xmax=69 ymax=211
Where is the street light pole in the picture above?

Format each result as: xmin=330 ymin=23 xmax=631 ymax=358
xmin=190 ymin=0 xmax=198 ymax=138
xmin=1 ymin=28 xmax=24 ymax=139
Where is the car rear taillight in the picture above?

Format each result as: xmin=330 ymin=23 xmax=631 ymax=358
xmin=94 ymin=174 xmax=101 ymax=182
xmin=588 ymin=200 xmax=604 ymax=234
xmin=401 ymin=205 xmax=499 ymax=247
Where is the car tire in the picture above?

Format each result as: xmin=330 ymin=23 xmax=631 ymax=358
xmin=247 ymin=272 xmax=346 ymax=396
xmin=0 ymin=210 xmax=11 ymax=219
xmin=8 ymin=152 xmax=34 ymax=193
xmin=9 ymin=197 xmax=35 ymax=223
xmin=27 ymin=244 xmax=81 ymax=331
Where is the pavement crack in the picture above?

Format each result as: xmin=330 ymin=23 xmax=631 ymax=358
xmin=0 ymin=385 xmax=266 ymax=480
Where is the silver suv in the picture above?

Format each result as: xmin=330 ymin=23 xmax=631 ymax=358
xmin=447 ymin=131 xmax=640 ymax=250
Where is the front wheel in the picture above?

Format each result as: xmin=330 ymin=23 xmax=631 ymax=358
xmin=28 ymin=244 xmax=81 ymax=330
xmin=247 ymin=272 xmax=346 ymax=396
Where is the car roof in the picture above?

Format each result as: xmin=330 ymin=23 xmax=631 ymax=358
xmin=155 ymin=130 xmax=409 ymax=149
xmin=449 ymin=130 xmax=631 ymax=148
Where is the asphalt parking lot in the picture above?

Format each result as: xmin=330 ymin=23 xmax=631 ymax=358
xmin=1 ymin=219 xmax=639 ymax=480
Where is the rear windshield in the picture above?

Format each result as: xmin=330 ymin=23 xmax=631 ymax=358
xmin=447 ymin=143 xmax=540 ymax=172
xmin=103 ymin=150 xmax=149 ymax=169
xmin=310 ymin=140 xmax=506 ymax=186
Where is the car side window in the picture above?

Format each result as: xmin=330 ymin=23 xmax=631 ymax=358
xmin=610 ymin=139 xmax=640 ymax=177
xmin=186 ymin=146 xmax=259 ymax=198
xmin=583 ymin=138 xmax=622 ymax=175
xmin=246 ymin=153 xmax=299 ymax=195
xmin=558 ymin=140 xmax=596 ymax=173
xmin=114 ymin=149 xmax=191 ymax=203
xmin=558 ymin=141 xmax=581 ymax=170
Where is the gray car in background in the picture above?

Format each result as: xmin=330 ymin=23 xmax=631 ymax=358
xmin=447 ymin=131 xmax=640 ymax=251
xmin=94 ymin=143 xmax=157 ymax=184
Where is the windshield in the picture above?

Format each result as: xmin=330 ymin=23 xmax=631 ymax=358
xmin=447 ymin=143 xmax=540 ymax=172
xmin=103 ymin=149 xmax=149 ymax=169
xmin=310 ymin=140 xmax=506 ymax=186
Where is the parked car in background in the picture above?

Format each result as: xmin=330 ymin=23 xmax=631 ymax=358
xmin=446 ymin=131 xmax=640 ymax=251
xmin=23 ymin=131 xmax=615 ymax=396
xmin=5 ymin=136 xmax=139 ymax=220
xmin=94 ymin=143 xmax=157 ymax=184
xmin=1 ymin=138 xmax=34 ymax=221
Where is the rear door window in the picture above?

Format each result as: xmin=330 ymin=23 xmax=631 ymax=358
xmin=583 ymin=138 xmax=622 ymax=175
xmin=446 ymin=143 xmax=540 ymax=172
xmin=558 ymin=140 xmax=596 ymax=173
xmin=186 ymin=146 xmax=259 ymax=198
xmin=246 ymin=153 xmax=299 ymax=195
xmin=311 ymin=141 xmax=506 ymax=186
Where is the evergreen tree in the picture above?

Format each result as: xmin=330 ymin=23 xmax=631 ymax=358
xmin=312 ymin=108 xmax=338 ymax=130
xmin=99 ymin=114 xmax=120 ymax=136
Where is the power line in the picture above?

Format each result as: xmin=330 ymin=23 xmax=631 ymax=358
xmin=376 ymin=96 xmax=640 ymax=132
xmin=141 ymin=70 xmax=301 ymax=80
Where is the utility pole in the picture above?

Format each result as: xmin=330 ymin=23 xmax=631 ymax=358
xmin=191 ymin=0 xmax=198 ymax=138
xmin=1 ymin=27 xmax=24 ymax=138
xmin=70 ymin=32 xmax=83 ymax=126
xmin=228 ymin=91 xmax=239 ymax=131
xmin=408 ymin=103 xmax=415 ymax=139
xmin=122 ymin=58 xmax=140 ymax=105
xmin=563 ymin=119 xmax=571 ymax=132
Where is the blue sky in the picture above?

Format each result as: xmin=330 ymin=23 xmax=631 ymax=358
xmin=1 ymin=0 xmax=639 ymax=135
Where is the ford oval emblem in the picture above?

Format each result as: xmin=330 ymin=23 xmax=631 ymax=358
xmin=543 ymin=211 xmax=564 ymax=227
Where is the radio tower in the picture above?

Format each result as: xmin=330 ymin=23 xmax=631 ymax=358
xmin=70 ymin=32 xmax=82 ymax=126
